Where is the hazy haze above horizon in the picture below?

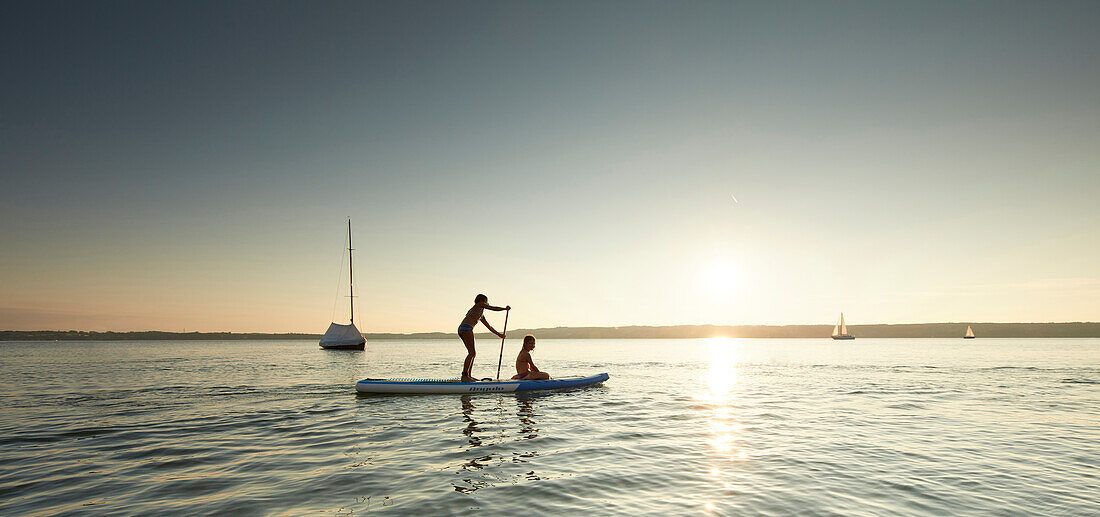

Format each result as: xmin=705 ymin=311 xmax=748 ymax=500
xmin=2 ymin=1 xmax=1098 ymax=333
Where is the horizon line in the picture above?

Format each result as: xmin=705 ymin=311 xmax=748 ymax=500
xmin=5 ymin=320 xmax=1099 ymax=335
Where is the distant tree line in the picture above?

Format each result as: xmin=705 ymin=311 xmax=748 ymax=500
xmin=453 ymin=322 xmax=1100 ymax=339
xmin=0 ymin=330 xmax=320 ymax=341
xmin=4 ymin=323 xmax=1097 ymax=341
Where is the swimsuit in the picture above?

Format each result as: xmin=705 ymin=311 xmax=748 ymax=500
xmin=458 ymin=323 xmax=474 ymax=332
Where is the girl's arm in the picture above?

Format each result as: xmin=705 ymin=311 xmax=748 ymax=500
xmin=480 ymin=316 xmax=504 ymax=338
xmin=480 ymin=302 xmax=510 ymax=312
xmin=528 ymin=359 xmax=540 ymax=372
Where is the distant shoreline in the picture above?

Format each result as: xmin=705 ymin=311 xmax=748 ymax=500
xmin=3 ymin=322 xmax=1099 ymax=341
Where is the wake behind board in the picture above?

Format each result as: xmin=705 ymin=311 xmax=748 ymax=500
xmin=355 ymin=373 xmax=609 ymax=394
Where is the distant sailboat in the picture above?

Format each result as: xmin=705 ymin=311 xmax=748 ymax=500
xmin=831 ymin=312 xmax=855 ymax=340
xmin=319 ymin=219 xmax=366 ymax=350
xmin=964 ymin=325 xmax=976 ymax=339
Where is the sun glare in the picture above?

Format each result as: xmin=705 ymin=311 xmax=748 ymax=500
xmin=705 ymin=262 xmax=740 ymax=293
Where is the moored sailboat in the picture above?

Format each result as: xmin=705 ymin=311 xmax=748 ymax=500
xmin=831 ymin=312 xmax=855 ymax=340
xmin=964 ymin=325 xmax=976 ymax=339
xmin=319 ymin=219 xmax=366 ymax=350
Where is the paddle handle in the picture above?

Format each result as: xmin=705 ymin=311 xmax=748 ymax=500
xmin=495 ymin=308 xmax=510 ymax=380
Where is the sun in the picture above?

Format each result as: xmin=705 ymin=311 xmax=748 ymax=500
xmin=706 ymin=262 xmax=739 ymax=293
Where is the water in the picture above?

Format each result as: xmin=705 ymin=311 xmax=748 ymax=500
xmin=1 ymin=338 xmax=1097 ymax=516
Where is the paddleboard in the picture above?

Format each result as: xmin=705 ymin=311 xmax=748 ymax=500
xmin=355 ymin=373 xmax=609 ymax=394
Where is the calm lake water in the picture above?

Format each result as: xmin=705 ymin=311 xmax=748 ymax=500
xmin=1 ymin=338 xmax=1097 ymax=515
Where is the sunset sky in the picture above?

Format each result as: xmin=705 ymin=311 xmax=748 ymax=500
xmin=2 ymin=1 xmax=1098 ymax=333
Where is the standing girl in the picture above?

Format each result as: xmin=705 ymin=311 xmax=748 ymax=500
xmin=458 ymin=294 xmax=509 ymax=382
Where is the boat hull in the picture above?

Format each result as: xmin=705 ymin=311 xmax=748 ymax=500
xmin=831 ymin=335 xmax=856 ymax=340
xmin=356 ymin=373 xmax=609 ymax=394
xmin=321 ymin=342 xmax=365 ymax=350
xmin=963 ymin=336 xmax=975 ymax=339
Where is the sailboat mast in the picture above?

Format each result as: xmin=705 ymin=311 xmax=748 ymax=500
xmin=348 ymin=219 xmax=354 ymax=325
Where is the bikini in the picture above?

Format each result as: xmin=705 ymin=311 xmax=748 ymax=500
xmin=458 ymin=323 xmax=474 ymax=332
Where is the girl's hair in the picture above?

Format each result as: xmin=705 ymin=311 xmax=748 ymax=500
xmin=475 ymin=294 xmax=488 ymax=303
xmin=523 ymin=335 xmax=536 ymax=345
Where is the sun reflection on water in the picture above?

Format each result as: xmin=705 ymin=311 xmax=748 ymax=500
xmin=695 ymin=337 xmax=740 ymax=405
xmin=696 ymin=337 xmax=747 ymax=511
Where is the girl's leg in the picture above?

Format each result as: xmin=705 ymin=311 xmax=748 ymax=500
xmin=459 ymin=330 xmax=477 ymax=381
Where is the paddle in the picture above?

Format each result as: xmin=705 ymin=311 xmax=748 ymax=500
xmin=495 ymin=308 xmax=510 ymax=380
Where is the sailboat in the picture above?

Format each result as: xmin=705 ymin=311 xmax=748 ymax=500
xmin=831 ymin=312 xmax=855 ymax=340
xmin=319 ymin=219 xmax=366 ymax=350
xmin=964 ymin=325 xmax=976 ymax=339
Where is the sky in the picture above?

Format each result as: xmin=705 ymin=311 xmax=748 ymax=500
xmin=2 ymin=1 xmax=1098 ymax=333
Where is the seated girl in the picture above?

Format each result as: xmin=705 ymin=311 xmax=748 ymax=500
xmin=511 ymin=335 xmax=550 ymax=380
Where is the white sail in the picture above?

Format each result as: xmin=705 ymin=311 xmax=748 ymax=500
xmin=965 ymin=325 xmax=975 ymax=338
xmin=832 ymin=323 xmax=840 ymax=337
xmin=319 ymin=322 xmax=365 ymax=348
xmin=839 ymin=313 xmax=848 ymax=335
